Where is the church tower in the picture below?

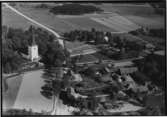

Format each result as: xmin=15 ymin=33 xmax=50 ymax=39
xmin=28 ymin=26 xmax=39 ymax=62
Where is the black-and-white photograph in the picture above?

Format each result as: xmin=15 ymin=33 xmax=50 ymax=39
xmin=2 ymin=1 xmax=166 ymax=116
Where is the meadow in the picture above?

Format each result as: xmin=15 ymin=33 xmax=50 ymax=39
xmin=1 ymin=4 xmax=139 ymax=34
xmin=3 ymin=75 xmax=23 ymax=110
xmin=3 ymin=3 xmax=164 ymax=36
xmin=62 ymin=17 xmax=116 ymax=32
xmin=99 ymin=3 xmax=165 ymax=29
xmin=2 ymin=7 xmax=33 ymax=29
xmin=91 ymin=16 xmax=139 ymax=32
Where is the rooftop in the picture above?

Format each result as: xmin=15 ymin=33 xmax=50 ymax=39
xmin=64 ymin=41 xmax=99 ymax=57
xmin=154 ymin=50 xmax=165 ymax=56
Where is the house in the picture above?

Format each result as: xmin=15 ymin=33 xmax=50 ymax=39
xmin=71 ymin=71 xmax=83 ymax=82
xmin=114 ymin=61 xmax=134 ymax=68
xmin=154 ymin=50 xmax=165 ymax=56
xmin=145 ymin=43 xmax=155 ymax=51
xmin=64 ymin=40 xmax=99 ymax=57
xmin=119 ymin=67 xmax=138 ymax=75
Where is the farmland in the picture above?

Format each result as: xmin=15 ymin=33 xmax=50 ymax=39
xmin=2 ymin=6 xmax=75 ymax=33
xmin=124 ymin=15 xmax=164 ymax=29
xmin=61 ymin=17 xmax=116 ymax=32
xmin=3 ymin=3 xmax=142 ymax=33
xmin=3 ymin=3 xmax=164 ymax=33
xmin=99 ymin=3 xmax=165 ymax=29
xmin=91 ymin=15 xmax=139 ymax=32
xmin=99 ymin=3 xmax=156 ymax=16
xmin=2 ymin=6 xmax=33 ymax=29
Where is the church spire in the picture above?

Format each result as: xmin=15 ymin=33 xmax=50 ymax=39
xmin=30 ymin=25 xmax=36 ymax=46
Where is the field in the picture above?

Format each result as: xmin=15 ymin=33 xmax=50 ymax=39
xmin=62 ymin=17 xmax=116 ymax=32
xmin=3 ymin=75 xmax=23 ymax=110
xmin=12 ymin=70 xmax=53 ymax=112
xmin=124 ymin=15 xmax=164 ymax=29
xmin=2 ymin=6 xmax=33 ymax=29
xmin=2 ymin=6 xmax=75 ymax=33
xmin=15 ymin=6 xmax=121 ymax=33
xmin=2 ymin=3 xmax=142 ymax=34
xmin=99 ymin=3 xmax=165 ymax=29
xmin=3 ymin=3 xmax=164 ymax=34
xmin=91 ymin=15 xmax=139 ymax=32
xmin=99 ymin=3 xmax=155 ymax=16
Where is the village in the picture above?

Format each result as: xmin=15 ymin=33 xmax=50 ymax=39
xmin=2 ymin=2 xmax=165 ymax=116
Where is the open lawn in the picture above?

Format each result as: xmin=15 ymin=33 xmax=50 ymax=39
xmin=13 ymin=70 xmax=52 ymax=112
xmin=3 ymin=75 xmax=23 ymax=110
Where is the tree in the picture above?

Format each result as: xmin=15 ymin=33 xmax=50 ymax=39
xmin=41 ymin=67 xmax=63 ymax=115
xmin=50 ymin=3 xmax=103 ymax=15
xmin=41 ymin=40 xmax=72 ymax=115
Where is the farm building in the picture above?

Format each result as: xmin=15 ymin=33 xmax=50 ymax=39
xmin=114 ymin=61 xmax=134 ymax=68
xmin=64 ymin=40 xmax=99 ymax=57
xmin=118 ymin=67 xmax=138 ymax=75
xmin=154 ymin=50 xmax=165 ymax=56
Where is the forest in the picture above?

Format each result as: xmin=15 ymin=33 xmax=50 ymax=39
xmin=50 ymin=3 xmax=103 ymax=15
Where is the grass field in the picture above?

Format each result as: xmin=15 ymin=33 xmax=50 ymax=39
xmin=62 ymin=17 xmax=116 ymax=32
xmin=3 ymin=3 xmax=164 ymax=35
xmin=124 ymin=15 xmax=164 ymax=29
xmin=14 ymin=6 xmax=119 ymax=33
xmin=3 ymin=75 xmax=23 ymax=110
xmin=99 ymin=3 xmax=156 ymax=16
xmin=13 ymin=70 xmax=53 ymax=112
xmin=2 ymin=7 xmax=33 ymax=29
xmin=91 ymin=15 xmax=139 ymax=32
xmin=99 ymin=3 xmax=165 ymax=29
xmin=2 ymin=6 xmax=75 ymax=33
xmin=2 ymin=4 xmax=140 ymax=33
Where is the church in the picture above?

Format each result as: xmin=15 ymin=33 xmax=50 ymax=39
xmin=21 ymin=26 xmax=40 ymax=62
xmin=28 ymin=31 xmax=39 ymax=62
